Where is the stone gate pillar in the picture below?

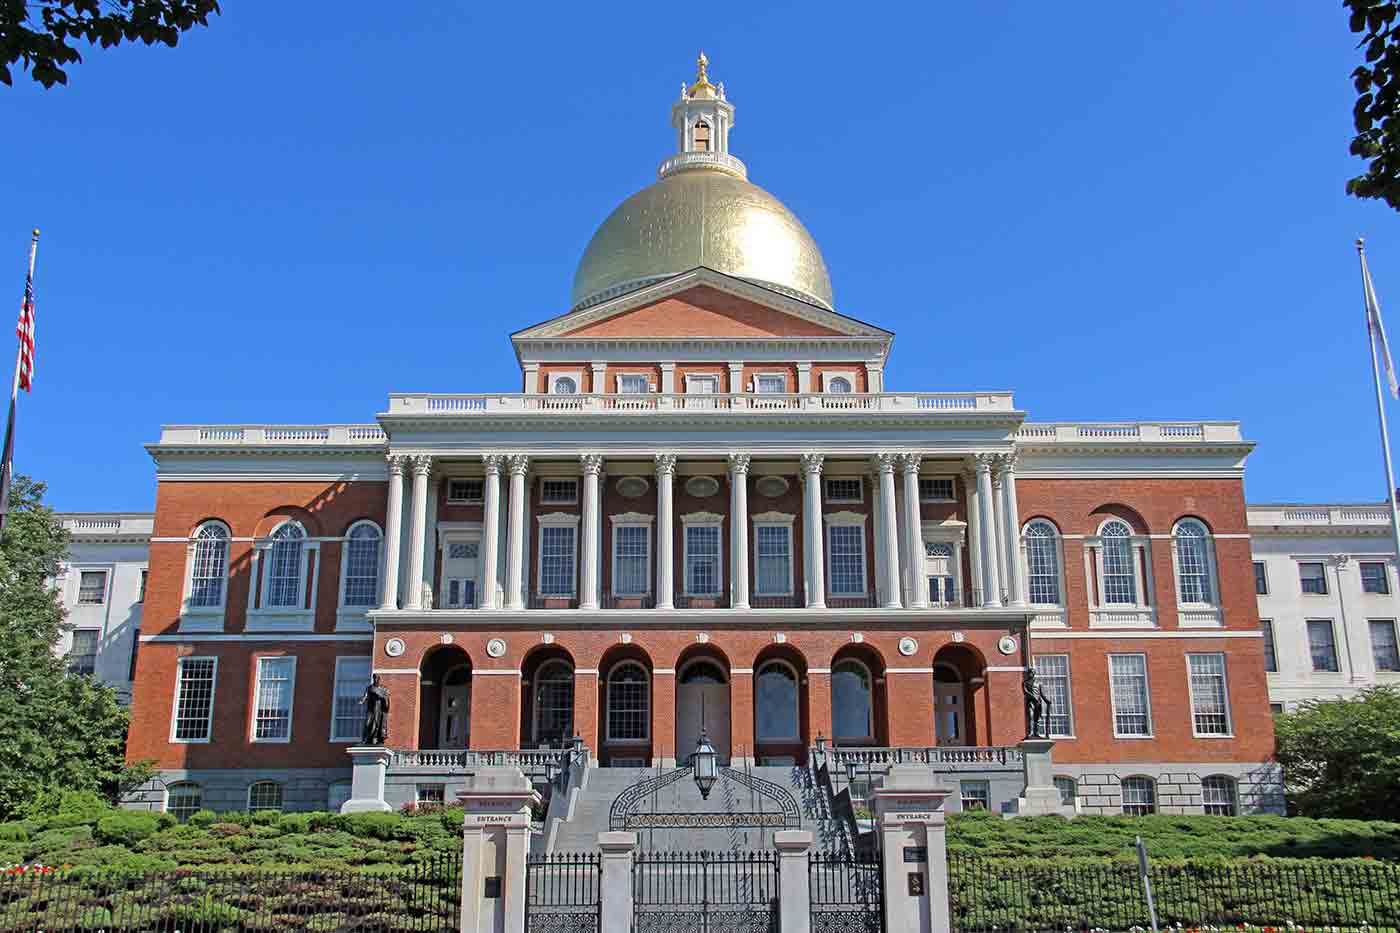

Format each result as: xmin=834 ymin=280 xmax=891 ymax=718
xmin=598 ymin=831 xmax=637 ymax=933
xmin=775 ymin=830 xmax=814 ymax=933
xmin=458 ymin=767 xmax=540 ymax=933
xmin=872 ymin=765 xmax=953 ymax=933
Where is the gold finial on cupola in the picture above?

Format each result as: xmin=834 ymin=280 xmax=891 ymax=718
xmin=688 ymin=50 xmax=718 ymax=99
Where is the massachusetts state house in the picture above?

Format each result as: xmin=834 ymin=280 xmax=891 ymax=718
xmin=126 ymin=57 xmax=1278 ymax=820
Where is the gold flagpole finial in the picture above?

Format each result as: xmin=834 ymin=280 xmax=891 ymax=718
xmin=30 ymin=229 xmax=38 ymax=239
xmin=1358 ymin=236 xmax=1367 ymax=251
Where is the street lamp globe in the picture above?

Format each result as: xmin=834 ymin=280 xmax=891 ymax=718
xmin=692 ymin=729 xmax=719 ymax=800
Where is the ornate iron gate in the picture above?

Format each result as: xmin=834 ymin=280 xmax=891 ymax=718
xmin=810 ymin=849 xmax=883 ymax=932
xmin=633 ymin=850 xmax=779 ymax=932
xmin=525 ymin=852 xmax=601 ymax=933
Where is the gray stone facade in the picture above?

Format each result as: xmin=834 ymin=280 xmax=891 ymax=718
xmin=1057 ymin=762 xmax=1284 ymax=816
xmin=125 ymin=768 xmax=354 ymax=814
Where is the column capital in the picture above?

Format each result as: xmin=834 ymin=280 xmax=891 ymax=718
xmin=507 ymin=454 xmax=531 ymax=477
xmin=974 ymin=452 xmax=998 ymax=473
xmin=897 ymin=452 xmax=922 ymax=475
xmin=410 ymin=454 xmax=434 ymax=478
xmin=580 ymin=453 xmax=604 ymax=476
xmin=386 ymin=453 xmax=407 ymax=476
xmin=993 ymin=452 xmax=1019 ymax=474
xmin=482 ymin=454 xmax=505 ymax=475
xmin=872 ymin=452 xmax=898 ymax=474
xmin=727 ymin=453 xmax=752 ymax=475
xmin=654 ymin=453 xmax=678 ymax=476
xmin=799 ymin=452 xmax=825 ymax=476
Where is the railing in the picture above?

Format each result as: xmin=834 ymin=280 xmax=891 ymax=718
xmin=157 ymin=424 xmax=387 ymax=446
xmin=390 ymin=747 xmax=572 ymax=779
xmin=58 ymin=513 xmax=153 ymax=536
xmin=810 ymin=850 xmax=883 ymax=933
xmin=673 ymin=592 xmax=731 ymax=609
xmin=750 ymin=594 xmax=803 ymax=609
xmin=632 ymin=850 xmax=779 ymax=932
xmin=387 ymin=391 xmax=1017 ymax=416
xmin=824 ymin=746 xmax=1024 ymax=771
xmin=525 ymin=852 xmax=601 ymax=933
xmin=1249 ymin=503 xmax=1393 ymax=526
xmin=1017 ymin=421 xmax=1243 ymax=442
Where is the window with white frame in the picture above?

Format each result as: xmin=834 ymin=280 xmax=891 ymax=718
xmin=1370 ymin=619 xmax=1400 ymax=672
xmin=1053 ymin=776 xmax=1077 ymax=807
xmin=443 ymin=539 xmax=480 ymax=609
xmin=1173 ymin=519 xmax=1215 ymax=605
xmin=1187 ymin=653 xmax=1231 ymax=736
xmin=1362 ymin=561 xmax=1391 ymax=595
xmin=331 ymin=657 xmax=372 ymax=742
xmin=416 ymin=784 xmax=446 ymax=806
xmin=1201 ymin=775 xmax=1238 ymax=816
xmin=1261 ymin=620 xmax=1278 ymax=672
xmin=684 ymin=523 xmax=722 ymax=596
xmin=755 ymin=661 xmax=799 ymax=741
xmin=612 ymin=523 xmax=651 ymax=596
xmin=247 ymin=781 xmax=283 ymax=813
xmin=754 ymin=373 xmax=785 ymax=393
xmin=265 ymin=522 xmax=306 ymax=608
xmin=447 ymin=479 xmax=484 ymax=503
xmin=1024 ymin=520 xmax=1062 ymax=605
xmin=551 ymin=376 xmax=578 ymax=395
xmin=540 ymin=479 xmax=579 ymax=504
xmin=1299 ymin=561 xmax=1328 ymax=595
xmin=1108 ymin=654 xmax=1152 ymax=736
xmin=1254 ymin=561 xmax=1269 ymax=595
xmin=924 ymin=541 xmax=957 ymax=605
xmin=919 ymin=477 xmax=955 ymax=502
xmin=1032 ymin=654 xmax=1074 ymax=736
xmin=606 ymin=663 xmax=649 ymax=741
xmin=67 ymin=629 xmax=98 ymax=676
xmin=341 ymin=522 xmax=381 ymax=608
xmin=1307 ymin=619 xmax=1340 ymax=672
xmin=77 ymin=570 xmax=107 ymax=605
xmin=754 ymin=522 xmax=793 ymax=596
xmin=959 ymin=780 xmax=990 ymax=811
xmin=165 ymin=782 xmax=203 ymax=821
xmin=252 ymin=656 xmax=296 ymax=742
xmin=538 ymin=524 xmax=577 ymax=597
xmin=618 ymin=374 xmax=650 ymax=394
xmin=1099 ymin=520 xmax=1139 ymax=605
xmin=831 ymin=660 xmax=873 ymax=741
xmin=827 ymin=523 xmax=867 ymax=596
xmin=172 ymin=657 xmax=217 ymax=742
xmin=1120 ymin=776 xmax=1156 ymax=815
xmin=188 ymin=521 xmax=230 ymax=609
xmin=686 ymin=374 xmax=719 ymax=394
xmin=824 ymin=478 xmax=863 ymax=503
xmin=826 ymin=375 xmax=853 ymax=394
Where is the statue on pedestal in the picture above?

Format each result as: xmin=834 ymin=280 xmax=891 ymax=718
xmin=361 ymin=674 xmax=390 ymax=746
xmin=1022 ymin=668 xmax=1052 ymax=739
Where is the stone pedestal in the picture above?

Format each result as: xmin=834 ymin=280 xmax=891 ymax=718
xmin=1015 ymin=738 xmax=1074 ymax=817
xmin=598 ymin=831 xmax=637 ymax=933
xmin=458 ymin=767 xmax=540 ymax=933
xmin=341 ymin=746 xmax=393 ymax=813
xmin=775 ymin=830 xmax=814 ymax=933
xmin=872 ymin=764 xmax=953 ymax=933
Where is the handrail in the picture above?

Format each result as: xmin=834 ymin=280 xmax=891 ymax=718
xmin=825 ymin=745 xmax=1024 ymax=769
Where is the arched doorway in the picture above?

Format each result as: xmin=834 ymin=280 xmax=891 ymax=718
xmin=521 ymin=646 xmax=575 ymax=749
xmin=931 ymin=643 xmax=987 ymax=747
xmin=831 ymin=644 xmax=887 ymax=747
xmin=597 ymin=646 xmax=653 ymax=767
xmin=676 ymin=654 xmax=731 ymax=765
xmin=419 ymin=645 xmax=472 ymax=749
xmin=753 ymin=646 xmax=808 ymax=765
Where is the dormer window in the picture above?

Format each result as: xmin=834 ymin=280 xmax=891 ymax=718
xmin=694 ymin=121 xmax=711 ymax=151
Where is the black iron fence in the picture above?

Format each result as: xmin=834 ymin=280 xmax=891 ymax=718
xmin=0 ymin=853 xmax=462 ymax=932
xmin=633 ymin=850 xmax=779 ymax=933
xmin=525 ymin=852 xmax=600 ymax=933
xmin=950 ymin=856 xmax=1400 ymax=932
xmin=809 ymin=850 xmax=882 ymax=933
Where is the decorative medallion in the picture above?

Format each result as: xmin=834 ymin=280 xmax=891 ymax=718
xmin=898 ymin=636 xmax=918 ymax=657
xmin=773 ymin=632 xmax=787 ymax=644
xmin=384 ymin=638 xmax=406 ymax=658
xmin=754 ymin=475 xmax=790 ymax=498
xmin=486 ymin=637 xmax=507 ymax=658
xmin=616 ymin=476 xmax=650 ymax=499
xmin=620 ymin=632 xmax=633 ymax=644
xmin=951 ymin=631 xmax=966 ymax=644
xmin=542 ymin=633 xmax=555 ymax=645
xmin=685 ymin=475 xmax=721 ymax=498
xmin=850 ymin=632 xmax=864 ymax=643
xmin=439 ymin=633 xmax=454 ymax=645
xmin=696 ymin=632 xmax=710 ymax=643
xmin=997 ymin=635 xmax=1018 ymax=656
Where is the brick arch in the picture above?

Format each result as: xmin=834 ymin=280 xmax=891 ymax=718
xmin=253 ymin=506 xmax=323 ymax=538
xmin=418 ymin=644 xmax=472 ymax=750
xmin=1088 ymin=503 xmax=1150 ymax=536
xmin=932 ymin=643 xmax=987 ymax=747
xmin=752 ymin=643 xmax=809 ymax=764
xmin=521 ymin=643 xmax=576 ymax=749
xmin=831 ymin=643 xmax=888 ymax=747
xmin=597 ymin=644 xmax=654 ymax=766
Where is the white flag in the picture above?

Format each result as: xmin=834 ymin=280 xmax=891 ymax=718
xmin=1362 ymin=245 xmax=1400 ymax=401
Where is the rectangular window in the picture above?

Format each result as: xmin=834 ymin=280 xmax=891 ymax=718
xmin=919 ymin=477 xmax=956 ymax=502
xmin=959 ymin=780 xmax=990 ymax=812
xmin=331 ymin=657 xmax=372 ymax=742
xmin=67 ymin=630 xmax=98 ymax=676
xmin=923 ymin=541 xmax=957 ymax=605
xmin=754 ymin=374 xmax=785 ymax=393
xmin=1270 ymin=702 xmax=1285 ymax=715
xmin=416 ymin=784 xmax=446 ymax=806
xmin=1299 ymin=562 xmax=1328 ymax=595
xmin=827 ymin=525 xmax=867 ymax=596
xmin=127 ymin=638 xmax=139 ymax=681
xmin=172 ymin=657 xmax=217 ymax=742
xmin=1371 ymin=619 xmax=1400 ymax=672
xmin=1307 ymin=619 xmax=1340 ymax=672
xmin=824 ymin=478 xmax=863 ymax=503
xmin=447 ymin=479 xmax=484 ymax=503
xmin=248 ymin=782 xmax=283 ymax=813
xmin=686 ymin=375 xmax=718 ymax=394
xmin=1362 ymin=561 xmax=1391 ymax=595
xmin=754 ymin=524 xmax=793 ymax=595
xmin=1253 ymin=561 xmax=1268 ymax=595
xmin=1202 ymin=777 xmax=1238 ymax=816
xmin=1032 ymin=654 xmax=1073 ymax=737
xmin=252 ymin=656 xmax=296 ymax=742
xmin=139 ymin=569 xmax=149 ymax=603
xmin=539 ymin=526 xmax=577 ymax=597
xmin=1188 ymin=653 xmax=1231 ymax=736
xmin=685 ymin=525 xmax=721 ymax=596
xmin=1261 ymin=620 xmax=1277 ymax=673
xmin=540 ymin=479 xmax=578 ymax=504
xmin=1108 ymin=654 xmax=1152 ymax=737
xmin=77 ymin=570 xmax=107 ymax=605
xmin=613 ymin=525 xmax=651 ymax=596
xmin=618 ymin=374 xmax=650 ymax=394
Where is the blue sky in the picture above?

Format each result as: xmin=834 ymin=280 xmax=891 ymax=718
xmin=3 ymin=1 xmax=1395 ymax=511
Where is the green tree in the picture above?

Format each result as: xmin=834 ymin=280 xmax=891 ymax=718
xmin=0 ymin=475 xmax=141 ymax=819
xmin=1346 ymin=1 xmax=1400 ymax=210
xmin=1 ymin=1 xmax=220 ymax=88
xmin=1273 ymin=685 xmax=1400 ymax=820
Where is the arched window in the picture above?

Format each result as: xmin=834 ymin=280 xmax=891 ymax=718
xmin=534 ymin=660 xmax=575 ymax=746
xmin=827 ymin=376 xmax=853 ymax=394
xmin=188 ymin=521 xmax=230 ymax=609
xmin=607 ymin=662 xmax=649 ymax=742
xmin=1173 ymin=519 xmax=1215 ymax=605
xmin=1201 ymin=775 xmax=1238 ymax=816
xmin=553 ymin=376 xmax=577 ymax=395
xmin=247 ymin=780 xmax=283 ymax=813
xmin=1120 ymin=776 xmax=1156 ymax=816
xmin=165 ymin=782 xmax=203 ymax=821
xmin=341 ymin=521 xmax=381 ymax=608
xmin=755 ymin=661 xmax=799 ymax=742
xmin=1100 ymin=520 xmax=1138 ymax=605
xmin=1023 ymin=520 xmax=1062 ymax=605
xmin=831 ymin=660 xmax=873 ymax=742
xmin=679 ymin=660 xmax=726 ymax=684
xmin=1053 ymin=776 xmax=1077 ymax=808
xmin=266 ymin=522 xmax=306 ymax=608
xmin=693 ymin=121 xmax=711 ymax=151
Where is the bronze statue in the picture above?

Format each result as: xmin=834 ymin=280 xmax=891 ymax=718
xmin=361 ymin=674 xmax=390 ymax=745
xmin=1022 ymin=668 xmax=1052 ymax=739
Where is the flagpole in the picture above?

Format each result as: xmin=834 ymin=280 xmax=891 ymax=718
xmin=0 ymin=228 xmax=38 ymax=534
xmin=1357 ymin=238 xmax=1400 ymax=560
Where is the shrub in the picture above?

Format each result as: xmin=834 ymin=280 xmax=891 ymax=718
xmin=95 ymin=810 xmax=163 ymax=847
xmin=275 ymin=813 xmax=313 ymax=835
xmin=20 ymin=789 xmax=110 ymax=824
xmin=0 ymin=821 xmax=29 ymax=842
xmin=341 ymin=811 xmax=404 ymax=841
xmin=250 ymin=809 xmax=280 ymax=826
xmin=187 ymin=809 xmax=218 ymax=828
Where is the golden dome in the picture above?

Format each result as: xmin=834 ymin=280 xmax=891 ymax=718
xmin=571 ymin=169 xmax=835 ymax=311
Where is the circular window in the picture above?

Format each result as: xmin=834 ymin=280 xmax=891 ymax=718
xmin=552 ymin=376 xmax=578 ymax=395
xmin=616 ymin=476 xmax=650 ymax=499
xmin=754 ymin=475 xmax=789 ymax=498
xmin=685 ymin=476 xmax=720 ymax=498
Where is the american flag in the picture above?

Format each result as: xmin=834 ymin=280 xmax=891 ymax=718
xmin=16 ymin=269 xmax=33 ymax=392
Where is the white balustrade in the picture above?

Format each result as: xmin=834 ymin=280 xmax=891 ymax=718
xmin=387 ymin=391 xmax=1016 ymax=416
xmin=159 ymin=425 xmax=387 ymax=446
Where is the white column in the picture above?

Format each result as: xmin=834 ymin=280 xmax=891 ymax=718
xmin=504 ymin=454 xmax=530 ymax=610
xmin=729 ymin=453 xmax=751 ymax=609
xmin=379 ymin=454 xmax=406 ymax=610
xmin=795 ymin=361 xmax=812 ymax=394
xmin=989 ymin=458 xmax=1009 ymax=607
xmin=876 ymin=454 xmax=902 ymax=609
xmin=580 ymin=454 xmax=603 ymax=610
xmin=590 ymin=361 xmax=607 ymax=394
xmin=867 ymin=364 xmax=884 ymax=393
xmin=801 ymin=453 xmax=826 ymax=608
xmin=655 ymin=454 xmax=676 ymax=609
xmin=727 ymin=361 xmax=744 ymax=394
xmin=974 ymin=455 xmax=1003 ymax=608
xmin=522 ymin=362 xmax=539 ymax=393
xmin=404 ymin=455 xmax=432 ymax=610
xmin=900 ymin=453 xmax=929 ymax=609
xmin=659 ymin=362 xmax=677 ymax=394
xmin=479 ymin=455 xmax=503 ymax=609
xmin=999 ymin=454 xmax=1027 ymax=608
xmin=962 ymin=470 xmax=983 ymax=608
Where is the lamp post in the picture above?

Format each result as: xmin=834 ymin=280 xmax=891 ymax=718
xmin=692 ymin=728 xmax=719 ymax=800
